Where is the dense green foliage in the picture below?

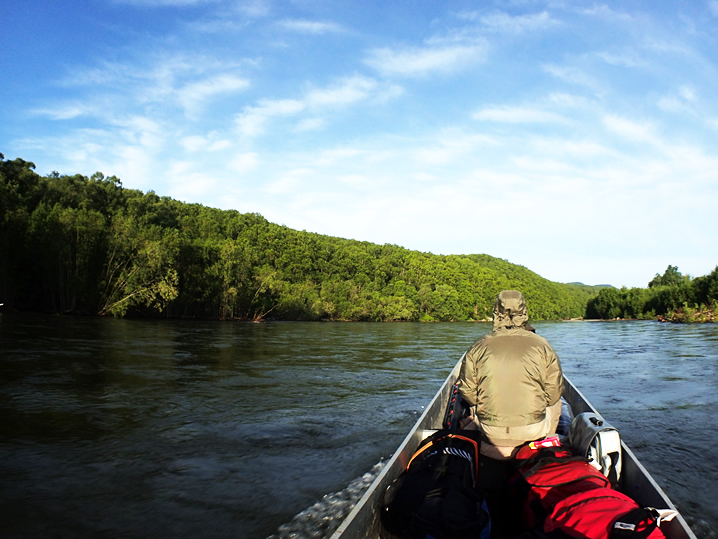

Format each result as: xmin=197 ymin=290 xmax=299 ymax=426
xmin=1 ymin=154 xmax=601 ymax=320
xmin=586 ymin=265 xmax=718 ymax=322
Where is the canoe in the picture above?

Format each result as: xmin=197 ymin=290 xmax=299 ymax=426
xmin=330 ymin=354 xmax=696 ymax=539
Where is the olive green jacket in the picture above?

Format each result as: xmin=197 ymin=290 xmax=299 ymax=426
xmin=459 ymin=327 xmax=564 ymax=427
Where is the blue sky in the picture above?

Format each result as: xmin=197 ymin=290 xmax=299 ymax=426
xmin=3 ymin=0 xmax=717 ymax=288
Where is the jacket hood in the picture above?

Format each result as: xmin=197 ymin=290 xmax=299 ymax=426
xmin=493 ymin=290 xmax=530 ymax=331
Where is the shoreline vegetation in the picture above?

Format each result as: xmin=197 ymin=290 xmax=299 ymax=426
xmin=586 ymin=265 xmax=718 ymax=324
xmin=1 ymin=154 xmax=715 ymax=323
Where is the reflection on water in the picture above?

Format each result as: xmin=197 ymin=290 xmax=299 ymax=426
xmin=0 ymin=316 xmax=716 ymax=538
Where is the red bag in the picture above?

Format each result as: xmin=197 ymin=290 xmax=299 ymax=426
xmin=544 ymin=487 xmax=666 ymax=539
xmin=511 ymin=443 xmax=612 ymax=529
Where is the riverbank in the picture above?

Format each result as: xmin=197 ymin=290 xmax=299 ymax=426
xmin=658 ymin=303 xmax=717 ymax=323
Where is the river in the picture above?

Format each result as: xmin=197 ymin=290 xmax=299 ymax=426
xmin=0 ymin=314 xmax=716 ymax=538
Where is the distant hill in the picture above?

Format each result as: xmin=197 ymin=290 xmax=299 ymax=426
xmin=566 ymin=282 xmax=615 ymax=289
xmin=1 ymin=154 xmax=601 ymax=321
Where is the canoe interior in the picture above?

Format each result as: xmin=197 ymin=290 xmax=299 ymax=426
xmin=331 ymin=357 xmax=696 ymax=539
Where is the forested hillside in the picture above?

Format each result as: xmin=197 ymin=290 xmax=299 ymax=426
xmin=1 ymin=154 xmax=600 ymax=321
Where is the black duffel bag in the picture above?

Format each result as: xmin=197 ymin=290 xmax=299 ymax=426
xmin=381 ymin=429 xmax=490 ymax=539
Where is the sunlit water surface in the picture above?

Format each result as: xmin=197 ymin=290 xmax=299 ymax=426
xmin=0 ymin=315 xmax=716 ymax=538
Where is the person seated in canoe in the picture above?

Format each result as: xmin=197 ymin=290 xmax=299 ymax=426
xmin=458 ymin=290 xmax=564 ymax=460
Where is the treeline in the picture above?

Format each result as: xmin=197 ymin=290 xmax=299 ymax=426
xmin=1 ymin=154 xmax=600 ymax=321
xmin=586 ymin=265 xmax=718 ymax=322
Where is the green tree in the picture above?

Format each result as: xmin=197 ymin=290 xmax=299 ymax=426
xmin=98 ymin=215 xmax=179 ymax=317
xmin=648 ymin=265 xmax=688 ymax=288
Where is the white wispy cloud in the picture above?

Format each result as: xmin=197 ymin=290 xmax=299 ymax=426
xmin=602 ymin=115 xmax=661 ymax=145
xmin=165 ymin=160 xmax=222 ymax=201
xmin=32 ymin=102 xmax=95 ymax=120
xmin=265 ymin=169 xmax=312 ymax=194
xmin=314 ymin=147 xmax=365 ymax=166
xmin=577 ymin=5 xmax=634 ymax=22
xmin=235 ymin=76 xmax=396 ymax=137
xmin=337 ymin=174 xmax=371 ymax=188
xmin=305 ymin=76 xmax=377 ymax=107
xmin=477 ymin=11 xmax=560 ymax=33
xmin=114 ymin=115 xmax=164 ymax=147
xmin=185 ymin=17 xmax=252 ymax=34
xmin=595 ymin=50 xmax=645 ymax=68
xmin=364 ymin=14 xmax=489 ymax=77
xmin=60 ymin=51 xmax=251 ymax=103
xmin=228 ymin=152 xmax=260 ymax=175
xmin=528 ymin=137 xmax=614 ymax=158
xmin=233 ymin=0 xmax=271 ymax=18
xmin=680 ymin=86 xmax=697 ymax=100
xmin=277 ymin=19 xmax=345 ymax=34
xmin=657 ymin=86 xmax=697 ymax=114
xmin=293 ymin=117 xmax=326 ymax=132
xmin=412 ymin=132 xmax=497 ymax=166
xmin=547 ymin=93 xmax=595 ymax=108
xmin=641 ymin=37 xmax=693 ymax=56
xmin=364 ymin=42 xmax=486 ymax=77
xmin=111 ymin=0 xmax=220 ymax=6
xmin=474 ymin=106 xmax=568 ymax=124
xmin=185 ymin=0 xmax=270 ymax=24
xmin=176 ymin=74 xmax=250 ymax=115
xmin=180 ymin=132 xmax=232 ymax=152
xmin=61 ymin=59 xmax=137 ymax=87
xmin=236 ymin=99 xmax=305 ymax=136
xmin=543 ymin=63 xmax=602 ymax=92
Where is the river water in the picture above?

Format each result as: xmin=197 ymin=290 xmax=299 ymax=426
xmin=0 ymin=315 xmax=716 ymax=538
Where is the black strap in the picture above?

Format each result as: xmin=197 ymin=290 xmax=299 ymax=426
xmin=606 ymin=451 xmax=620 ymax=487
xmin=610 ymin=507 xmax=659 ymax=539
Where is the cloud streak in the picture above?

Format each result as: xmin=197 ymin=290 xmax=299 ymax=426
xmin=277 ymin=19 xmax=345 ymax=34
xmin=364 ymin=44 xmax=486 ymax=76
xmin=474 ymin=106 xmax=568 ymax=124
xmin=111 ymin=0 xmax=220 ymax=6
xmin=177 ymin=74 xmax=250 ymax=115
xmin=235 ymin=76 xmax=399 ymax=137
xmin=472 ymin=10 xmax=560 ymax=33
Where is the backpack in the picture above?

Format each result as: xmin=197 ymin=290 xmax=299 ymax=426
xmin=510 ymin=441 xmax=612 ymax=530
xmin=543 ymin=487 xmax=667 ymax=539
xmin=569 ymin=412 xmax=622 ymax=486
xmin=381 ymin=429 xmax=491 ymax=539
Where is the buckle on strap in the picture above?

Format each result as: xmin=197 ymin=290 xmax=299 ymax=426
xmin=614 ymin=507 xmax=679 ymax=534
